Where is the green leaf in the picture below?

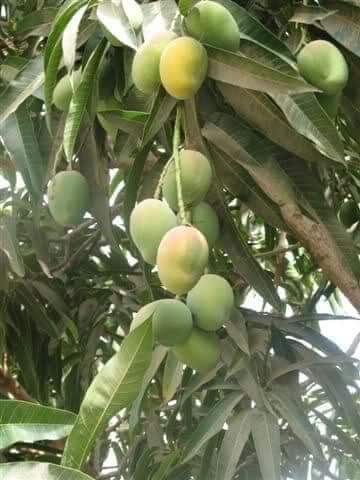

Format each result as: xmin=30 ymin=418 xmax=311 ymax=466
xmin=0 ymin=463 xmax=95 ymax=480
xmin=219 ymin=0 xmax=293 ymax=62
xmin=44 ymin=41 xmax=63 ymax=124
xmin=129 ymin=345 xmax=168 ymax=431
xmin=215 ymin=409 xmax=253 ymax=480
xmin=0 ymin=56 xmax=44 ymax=125
xmin=97 ymin=0 xmax=138 ymax=49
xmin=207 ymin=47 xmax=316 ymax=95
xmin=321 ymin=2 xmax=360 ymax=58
xmin=1 ymin=101 xmax=44 ymax=198
xmin=224 ymin=310 xmax=249 ymax=356
xmin=63 ymin=39 xmax=107 ymax=162
xmin=289 ymin=6 xmax=336 ymax=24
xmin=0 ymin=400 xmax=76 ymax=449
xmin=217 ymin=82 xmax=332 ymax=164
xmin=0 ymin=217 xmax=24 ymax=277
xmin=162 ymin=351 xmax=184 ymax=403
xmin=16 ymin=7 xmax=58 ymax=38
xmin=181 ymin=392 xmax=244 ymax=464
xmin=62 ymin=319 xmax=153 ymax=469
xmin=178 ymin=0 xmax=193 ymax=16
xmin=270 ymin=93 xmax=344 ymax=163
xmin=141 ymin=87 xmax=177 ymax=146
xmin=62 ymin=5 xmax=88 ymax=72
xmin=141 ymin=0 xmax=181 ymax=39
xmin=251 ymin=410 xmax=281 ymax=480
xmin=268 ymin=386 xmax=323 ymax=458
xmin=44 ymin=0 xmax=87 ymax=69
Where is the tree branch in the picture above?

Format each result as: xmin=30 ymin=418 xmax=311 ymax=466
xmin=0 ymin=367 xmax=35 ymax=403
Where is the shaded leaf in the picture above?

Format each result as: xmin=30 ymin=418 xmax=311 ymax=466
xmin=162 ymin=351 xmax=184 ymax=403
xmin=181 ymin=392 xmax=244 ymax=464
xmin=0 ymin=463 xmax=95 ymax=480
xmin=16 ymin=7 xmax=58 ymax=38
xmin=0 ymin=217 xmax=24 ymax=277
xmin=215 ymin=409 xmax=253 ymax=480
xmin=321 ymin=2 xmax=360 ymax=58
xmin=0 ymin=400 xmax=76 ymax=449
xmin=252 ymin=410 xmax=281 ymax=480
xmin=269 ymin=386 xmax=323 ymax=458
xmin=62 ymin=319 xmax=153 ymax=469
xmin=208 ymin=47 xmax=316 ymax=95
xmin=290 ymin=6 xmax=336 ymax=24
xmin=0 ymin=56 xmax=44 ymax=125
xmin=141 ymin=87 xmax=176 ymax=146
xmin=271 ymin=93 xmax=344 ymax=163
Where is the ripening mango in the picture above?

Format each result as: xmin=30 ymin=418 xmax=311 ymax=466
xmin=160 ymin=37 xmax=208 ymax=99
xmin=132 ymin=31 xmax=177 ymax=94
xmin=157 ymin=225 xmax=209 ymax=295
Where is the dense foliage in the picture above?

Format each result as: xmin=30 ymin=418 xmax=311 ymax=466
xmin=0 ymin=0 xmax=360 ymax=479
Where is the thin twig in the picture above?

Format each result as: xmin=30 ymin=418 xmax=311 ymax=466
xmin=173 ymin=105 xmax=186 ymax=224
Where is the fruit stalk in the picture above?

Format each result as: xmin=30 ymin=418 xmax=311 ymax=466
xmin=154 ymin=155 xmax=174 ymax=199
xmin=173 ymin=106 xmax=187 ymax=224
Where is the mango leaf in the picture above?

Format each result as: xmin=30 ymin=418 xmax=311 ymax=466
xmin=122 ymin=0 xmax=144 ymax=31
xmin=97 ymin=0 xmax=138 ymax=50
xmin=62 ymin=319 xmax=153 ymax=469
xmin=44 ymin=41 xmax=63 ymax=124
xmin=181 ymin=392 xmax=244 ymax=464
xmin=251 ymin=410 xmax=281 ymax=480
xmin=63 ymin=39 xmax=107 ymax=162
xmin=0 ymin=56 xmax=44 ymax=125
xmin=321 ymin=2 xmax=360 ymax=58
xmin=217 ymin=82 xmax=331 ymax=165
xmin=141 ymin=0 xmax=181 ymax=40
xmin=1 ymin=100 xmax=44 ymax=198
xmin=271 ymin=93 xmax=344 ymax=163
xmin=129 ymin=345 xmax=168 ymax=431
xmin=0 ymin=463 xmax=95 ymax=480
xmin=62 ymin=5 xmax=88 ymax=72
xmin=219 ymin=0 xmax=293 ymax=62
xmin=225 ymin=310 xmax=250 ymax=356
xmin=215 ymin=409 xmax=253 ymax=480
xmin=141 ymin=87 xmax=177 ymax=146
xmin=208 ymin=47 xmax=316 ymax=96
xmin=268 ymin=386 xmax=323 ymax=458
xmin=162 ymin=351 xmax=184 ymax=403
xmin=16 ymin=7 xmax=58 ymax=38
xmin=0 ymin=400 xmax=76 ymax=449
xmin=289 ymin=5 xmax=336 ymax=24
xmin=0 ymin=216 xmax=25 ymax=277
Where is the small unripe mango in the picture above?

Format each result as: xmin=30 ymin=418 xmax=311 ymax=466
xmin=297 ymin=40 xmax=349 ymax=95
xmin=187 ymin=274 xmax=234 ymax=331
xmin=47 ymin=171 xmax=90 ymax=226
xmin=173 ymin=328 xmax=220 ymax=371
xmin=185 ymin=0 xmax=240 ymax=52
xmin=153 ymin=299 xmax=193 ymax=346
xmin=53 ymin=70 xmax=82 ymax=111
xmin=157 ymin=225 xmax=209 ymax=295
xmin=188 ymin=202 xmax=220 ymax=247
xmin=338 ymin=200 xmax=359 ymax=228
xmin=163 ymin=150 xmax=212 ymax=211
xmin=130 ymin=199 xmax=177 ymax=265
xmin=132 ymin=31 xmax=177 ymax=94
xmin=160 ymin=37 xmax=208 ymax=99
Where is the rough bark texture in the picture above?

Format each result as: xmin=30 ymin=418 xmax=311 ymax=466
xmin=281 ymin=203 xmax=360 ymax=312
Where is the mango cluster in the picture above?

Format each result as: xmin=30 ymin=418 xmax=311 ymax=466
xmin=130 ymin=149 xmax=235 ymax=371
xmin=131 ymin=1 xmax=240 ymax=99
xmin=297 ymin=40 xmax=349 ymax=118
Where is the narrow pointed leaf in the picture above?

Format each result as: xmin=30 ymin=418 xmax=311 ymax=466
xmin=0 ymin=217 xmax=25 ymax=277
xmin=62 ymin=319 xmax=153 ymax=469
xmin=269 ymin=386 xmax=323 ymax=458
xmin=216 ymin=409 xmax=253 ymax=480
xmin=162 ymin=351 xmax=184 ymax=403
xmin=181 ymin=392 xmax=244 ymax=464
xmin=252 ymin=410 xmax=281 ymax=480
xmin=0 ymin=463 xmax=95 ymax=480
xmin=0 ymin=400 xmax=76 ymax=449
xmin=97 ymin=0 xmax=138 ymax=49
xmin=63 ymin=39 xmax=107 ymax=162
xmin=290 ymin=6 xmax=336 ymax=24
xmin=271 ymin=93 xmax=344 ymax=163
xmin=62 ymin=5 xmax=88 ymax=72
xmin=0 ymin=56 xmax=44 ymax=125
